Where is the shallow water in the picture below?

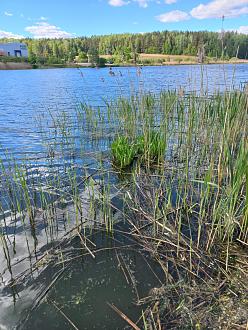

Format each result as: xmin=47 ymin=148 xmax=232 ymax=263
xmin=21 ymin=230 xmax=163 ymax=330
xmin=1 ymin=227 xmax=163 ymax=330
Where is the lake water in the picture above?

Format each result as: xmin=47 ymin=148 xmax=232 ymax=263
xmin=0 ymin=64 xmax=247 ymax=160
xmin=0 ymin=64 xmax=247 ymax=329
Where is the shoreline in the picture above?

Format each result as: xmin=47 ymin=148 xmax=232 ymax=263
xmin=0 ymin=62 xmax=33 ymax=70
xmin=0 ymin=60 xmax=248 ymax=71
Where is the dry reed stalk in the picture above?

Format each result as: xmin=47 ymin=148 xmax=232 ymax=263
xmin=52 ymin=301 xmax=80 ymax=330
xmin=77 ymin=231 xmax=95 ymax=258
xmin=107 ymin=302 xmax=141 ymax=330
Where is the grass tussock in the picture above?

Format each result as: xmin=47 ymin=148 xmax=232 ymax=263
xmin=111 ymin=131 xmax=166 ymax=169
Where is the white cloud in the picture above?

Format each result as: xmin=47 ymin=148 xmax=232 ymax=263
xmin=4 ymin=11 xmax=13 ymax=16
xmin=191 ymin=0 xmax=248 ymax=19
xmin=237 ymin=25 xmax=248 ymax=34
xmin=0 ymin=30 xmax=24 ymax=39
xmin=25 ymin=22 xmax=74 ymax=39
xmin=157 ymin=0 xmax=248 ymax=23
xmin=108 ymin=0 xmax=177 ymax=7
xmin=108 ymin=0 xmax=153 ymax=7
xmin=156 ymin=10 xmax=190 ymax=22
xmin=40 ymin=16 xmax=48 ymax=21
xmin=232 ymin=25 xmax=248 ymax=34
xmin=108 ymin=0 xmax=130 ymax=6
xmin=134 ymin=0 xmax=149 ymax=8
xmin=165 ymin=0 xmax=177 ymax=4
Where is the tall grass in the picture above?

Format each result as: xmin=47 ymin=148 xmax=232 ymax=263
xmin=0 ymin=84 xmax=247 ymax=328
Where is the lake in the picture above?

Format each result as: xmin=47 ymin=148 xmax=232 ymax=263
xmin=0 ymin=64 xmax=247 ymax=160
xmin=0 ymin=64 xmax=247 ymax=329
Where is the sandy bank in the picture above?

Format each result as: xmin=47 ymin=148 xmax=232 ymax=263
xmin=0 ymin=62 xmax=33 ymax=70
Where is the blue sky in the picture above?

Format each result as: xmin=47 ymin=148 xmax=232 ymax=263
xmin=0 ymin=0 xmax=248 ymax=38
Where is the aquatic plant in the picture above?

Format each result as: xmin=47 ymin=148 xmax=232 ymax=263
xmin=111 ymin=136 xmax=137 ymax=169
xmin=111 ymin=131 xmax=166 ymax=170
xmin=141 ymin=131 xmax=166 ymax=164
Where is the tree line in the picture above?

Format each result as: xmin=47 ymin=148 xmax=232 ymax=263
xmin=0 ymin=30 xmax=247 ymax=65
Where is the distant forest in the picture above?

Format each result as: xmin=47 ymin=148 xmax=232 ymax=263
xmin=1 ymin=30 xmax=248 ymax=65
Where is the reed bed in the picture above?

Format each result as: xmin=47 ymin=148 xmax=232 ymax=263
xmin=0 ymin=87 xmax=247 ymax=328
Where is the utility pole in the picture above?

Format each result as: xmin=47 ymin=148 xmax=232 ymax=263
xmin=197 ymin=44 xmax=205 ymax=64
xmin=221 ymin=15 xmax=225 ymax=59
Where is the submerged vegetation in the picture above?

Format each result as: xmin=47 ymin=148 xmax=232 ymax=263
xmin=0 ymin=78 xmax=247 ymax=328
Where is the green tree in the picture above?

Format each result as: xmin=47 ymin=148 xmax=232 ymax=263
xmin=28 ymin=52 xmax=37 ymax=65
xmin=87 ymin=47 xmax=100 ymax=66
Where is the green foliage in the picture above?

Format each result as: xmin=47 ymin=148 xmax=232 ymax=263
xmin=143 ymin=131 xmax=166 ymax=163
xmin=0 ymin=55 xmax=28 ymax=63
xmin=87 ymin=47 xmax=100 ymax=66
xmin=136 ymin=135 xmax=145 ymax=154
xmin=28 ymin=52 xmax=37 ymax=65
xmin=1 ymin=29 xmax=247 ymax=66
xmin=76 ymin=51 xmax=88 ymax=62
xmin=111 ymin=131 xmax=166 ymax=169
xmin=87 ymin=48 xmax=106 ymax=67
xmin=98 ymin=57 xmax=107 ymax=67
xmin=111 ymin=136 xmax=137 ymax=169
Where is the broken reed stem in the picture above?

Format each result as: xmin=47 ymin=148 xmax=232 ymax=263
xmin=52 ymin=301 xmax=80 ymax=330
xmin=107 ymin=302 xmax=141 ymax=330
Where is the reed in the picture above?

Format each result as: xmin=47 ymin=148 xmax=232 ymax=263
xmin=111 ymin=136 xmax=137 ymax=169
xmin=0 ymin=80 xmax=247 ymax=329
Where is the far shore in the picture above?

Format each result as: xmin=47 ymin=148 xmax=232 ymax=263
xmin=1 ymin=56 xmax=248 ymax=71
xmin=0 ymin=62 xmax=33 ymax=70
